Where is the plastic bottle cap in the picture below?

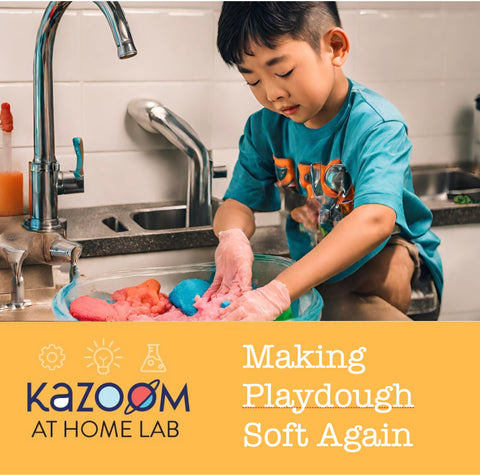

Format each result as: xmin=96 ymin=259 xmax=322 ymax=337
xmin=0 ymin=103 xmax=13 ymax=132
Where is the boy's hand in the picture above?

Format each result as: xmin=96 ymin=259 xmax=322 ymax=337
xmin=219 ymin=280 xmax=291 ymax=321
xmin=291 ymin=197 xmax=321 ymax=232
xmin=202 ymin=228 xmax=254 ymax=301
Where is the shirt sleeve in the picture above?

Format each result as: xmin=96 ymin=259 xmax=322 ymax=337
xmin=351 ymin=120 xmax=412 ymax=220
xmin=223 ymin=114 xmax=281 ymax=212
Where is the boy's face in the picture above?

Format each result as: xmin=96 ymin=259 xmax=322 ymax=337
xmin=238 ymin=34 xmax=347 ymax=129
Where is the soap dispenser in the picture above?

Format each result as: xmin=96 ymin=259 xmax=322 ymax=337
xmin=0 ymin=102 xmax=23 ymax=216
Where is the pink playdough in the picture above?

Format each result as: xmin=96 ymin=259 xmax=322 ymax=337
xmin=69 ymin=278 xmax=243 ymax=322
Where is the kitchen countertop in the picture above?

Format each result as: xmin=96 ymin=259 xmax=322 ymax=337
xmin=421 ymin=199 xmax=480 ymax=226
xmin=60 ymin=200 xmax=291 ymax=259
xmin=60 ymin=197 xmax=480 ymax=260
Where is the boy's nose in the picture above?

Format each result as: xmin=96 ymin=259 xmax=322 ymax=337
xmin=265 ymin=83 xmax=287 ymax=102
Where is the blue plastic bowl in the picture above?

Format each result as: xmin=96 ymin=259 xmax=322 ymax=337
xmin=52 ymin=254 xmax=323 ymax=321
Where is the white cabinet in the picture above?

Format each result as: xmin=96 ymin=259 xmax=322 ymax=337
xmin=434 ymin=224 xmax=480 ymax=321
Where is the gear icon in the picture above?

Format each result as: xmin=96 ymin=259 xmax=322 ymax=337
xmin=39 ymin=344 xmax=66 ymax=371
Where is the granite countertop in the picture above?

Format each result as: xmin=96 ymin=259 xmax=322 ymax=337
xmin=60 ymin=200 xmax=290 ymax=258
xmin=421 ymin=199 xmax=480 ymax=226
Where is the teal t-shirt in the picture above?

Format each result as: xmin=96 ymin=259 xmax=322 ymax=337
xmin=224 ymin=79 xmax=443 ymax=296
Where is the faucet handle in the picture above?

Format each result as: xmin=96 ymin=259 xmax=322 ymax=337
xmin=49 ymin=237 xmax=82 ymax=282
xmin=0 ymin=244 xmax=31 ymax=310
xmin=57 ymin=137 xmax=85 ymax=195
xmin=72 ymin=136 xmax=84 ymax=178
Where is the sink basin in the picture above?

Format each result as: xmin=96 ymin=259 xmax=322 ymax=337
xmin=59 ymin=200 xmax=222 ymax=258
xmin=411 ymin=168 xmax=480 ymax=201
xmin=132 ymin=205 xmax=187 ymax=230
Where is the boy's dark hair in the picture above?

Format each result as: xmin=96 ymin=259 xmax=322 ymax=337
xmin=217 ymin=2 xmax=341 ymax=66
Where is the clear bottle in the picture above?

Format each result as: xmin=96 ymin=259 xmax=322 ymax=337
xmin=0 ymin=103 xmax=23 ymax=216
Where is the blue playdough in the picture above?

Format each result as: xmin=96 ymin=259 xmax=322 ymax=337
xmin=169 ymin=279 xmax=210 ymax=316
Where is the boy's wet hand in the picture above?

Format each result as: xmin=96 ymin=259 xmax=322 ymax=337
xmin=291 ymin=198 xmax=321 ymax=232
xmin=219 ymin=280 xmax=291 ymax=321
xmin=201 ymin=228 xmax=254 ymax=301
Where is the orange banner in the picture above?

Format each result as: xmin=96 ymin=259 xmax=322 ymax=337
xmin=0 ymin=322 xmax=478 ymax=474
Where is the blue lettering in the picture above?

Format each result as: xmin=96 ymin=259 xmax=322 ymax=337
xmin=96 ymin=383 xmax=124 ymax=412
xmin=27 ymin=380 xmax=190 ymax=413
xmin=77 ymin=382 xmax=94 ymax=412
xmin=27 ymin=383 xmax=49 ymax=412
xmin=51 ymin=383 xmax=73 ymax=411
xmin=160 ymin=384 xmax=190 ymax=412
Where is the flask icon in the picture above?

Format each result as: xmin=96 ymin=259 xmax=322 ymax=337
xmin=141 ymin=344 xmax=166 ymax=373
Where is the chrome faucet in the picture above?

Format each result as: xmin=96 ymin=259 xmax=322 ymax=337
xmin=0 ymin=1 xmax=136 ymax=313
xmin=127 ymin=99 xmax=213 ymax=227
xmin=24 ymin=1 xmax=137 ymax=232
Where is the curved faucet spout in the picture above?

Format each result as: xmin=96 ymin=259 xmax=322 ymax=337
xmin=95 ymin=2 xmax=137 ymax=58
xmin=24 ymin=1 xmax=137 ymax=233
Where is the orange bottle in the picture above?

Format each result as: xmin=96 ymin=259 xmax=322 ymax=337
xmin=0 ymin=102 xmax=24 ymax=216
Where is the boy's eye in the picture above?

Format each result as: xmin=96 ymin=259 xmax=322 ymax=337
xmin=277 ymin=68 xmax=294 ymax=78
xmin=246 ymin=79 xmax=260 ymax=87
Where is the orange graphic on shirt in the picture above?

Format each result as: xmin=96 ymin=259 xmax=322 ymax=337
xmin=273 ymin=156 xmax=354 ymax=204
xmin=273 ymin=157 xmax=297 ymax=188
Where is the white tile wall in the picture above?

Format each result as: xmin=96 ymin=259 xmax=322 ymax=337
xmin=59 ymin=149 xmax=188 ymax=208
xmin=1 ymin=1 xmax=480 ymax=210
xmin=83 ymin=82 xmax=213 ymax=151
xmin=355 ymin=10 xmax=446 ymax=82
xmin=212 ymin=81 xmax=260 ymax=149
xmin=80 ymin=8 xmax=214 ymax=82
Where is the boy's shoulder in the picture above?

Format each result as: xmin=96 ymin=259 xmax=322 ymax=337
xmin=348 ymin=80 xmax=406 ymax=127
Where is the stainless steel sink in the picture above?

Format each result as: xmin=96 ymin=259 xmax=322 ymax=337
xmin=411 ymin=168 xmax=480 ymax=201
xmin=132 ymin=205 xmax=187 ymax=230
xmin=59 ymin=199 xmax=222 ymax=258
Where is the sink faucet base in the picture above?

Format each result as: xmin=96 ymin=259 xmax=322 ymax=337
xmin=1 ymin=215 xmax=82 ymax=314
xmin=24 ymin=161 xmax=64 ymax=232
xmin=24 ymin=217 xmax=66 ymax=233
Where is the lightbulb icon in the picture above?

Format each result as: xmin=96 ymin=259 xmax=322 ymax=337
xmin=85 ymin=338 xmax=122 ymax=375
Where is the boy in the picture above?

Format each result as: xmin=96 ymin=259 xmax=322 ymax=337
xmin=202 ymin=1 xmax=442 ymax=321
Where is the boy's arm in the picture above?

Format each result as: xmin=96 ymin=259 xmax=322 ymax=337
xmin=220 ymin=203 xmax=396 ymax=321
xmin=213 ymin=198 xmax=256 ymax=238
xmin=276 ymin=203 xmax=396 ymax=301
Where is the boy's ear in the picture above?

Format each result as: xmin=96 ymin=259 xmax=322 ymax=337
xmin=325 ymin=28 xmax=350 ymax=66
